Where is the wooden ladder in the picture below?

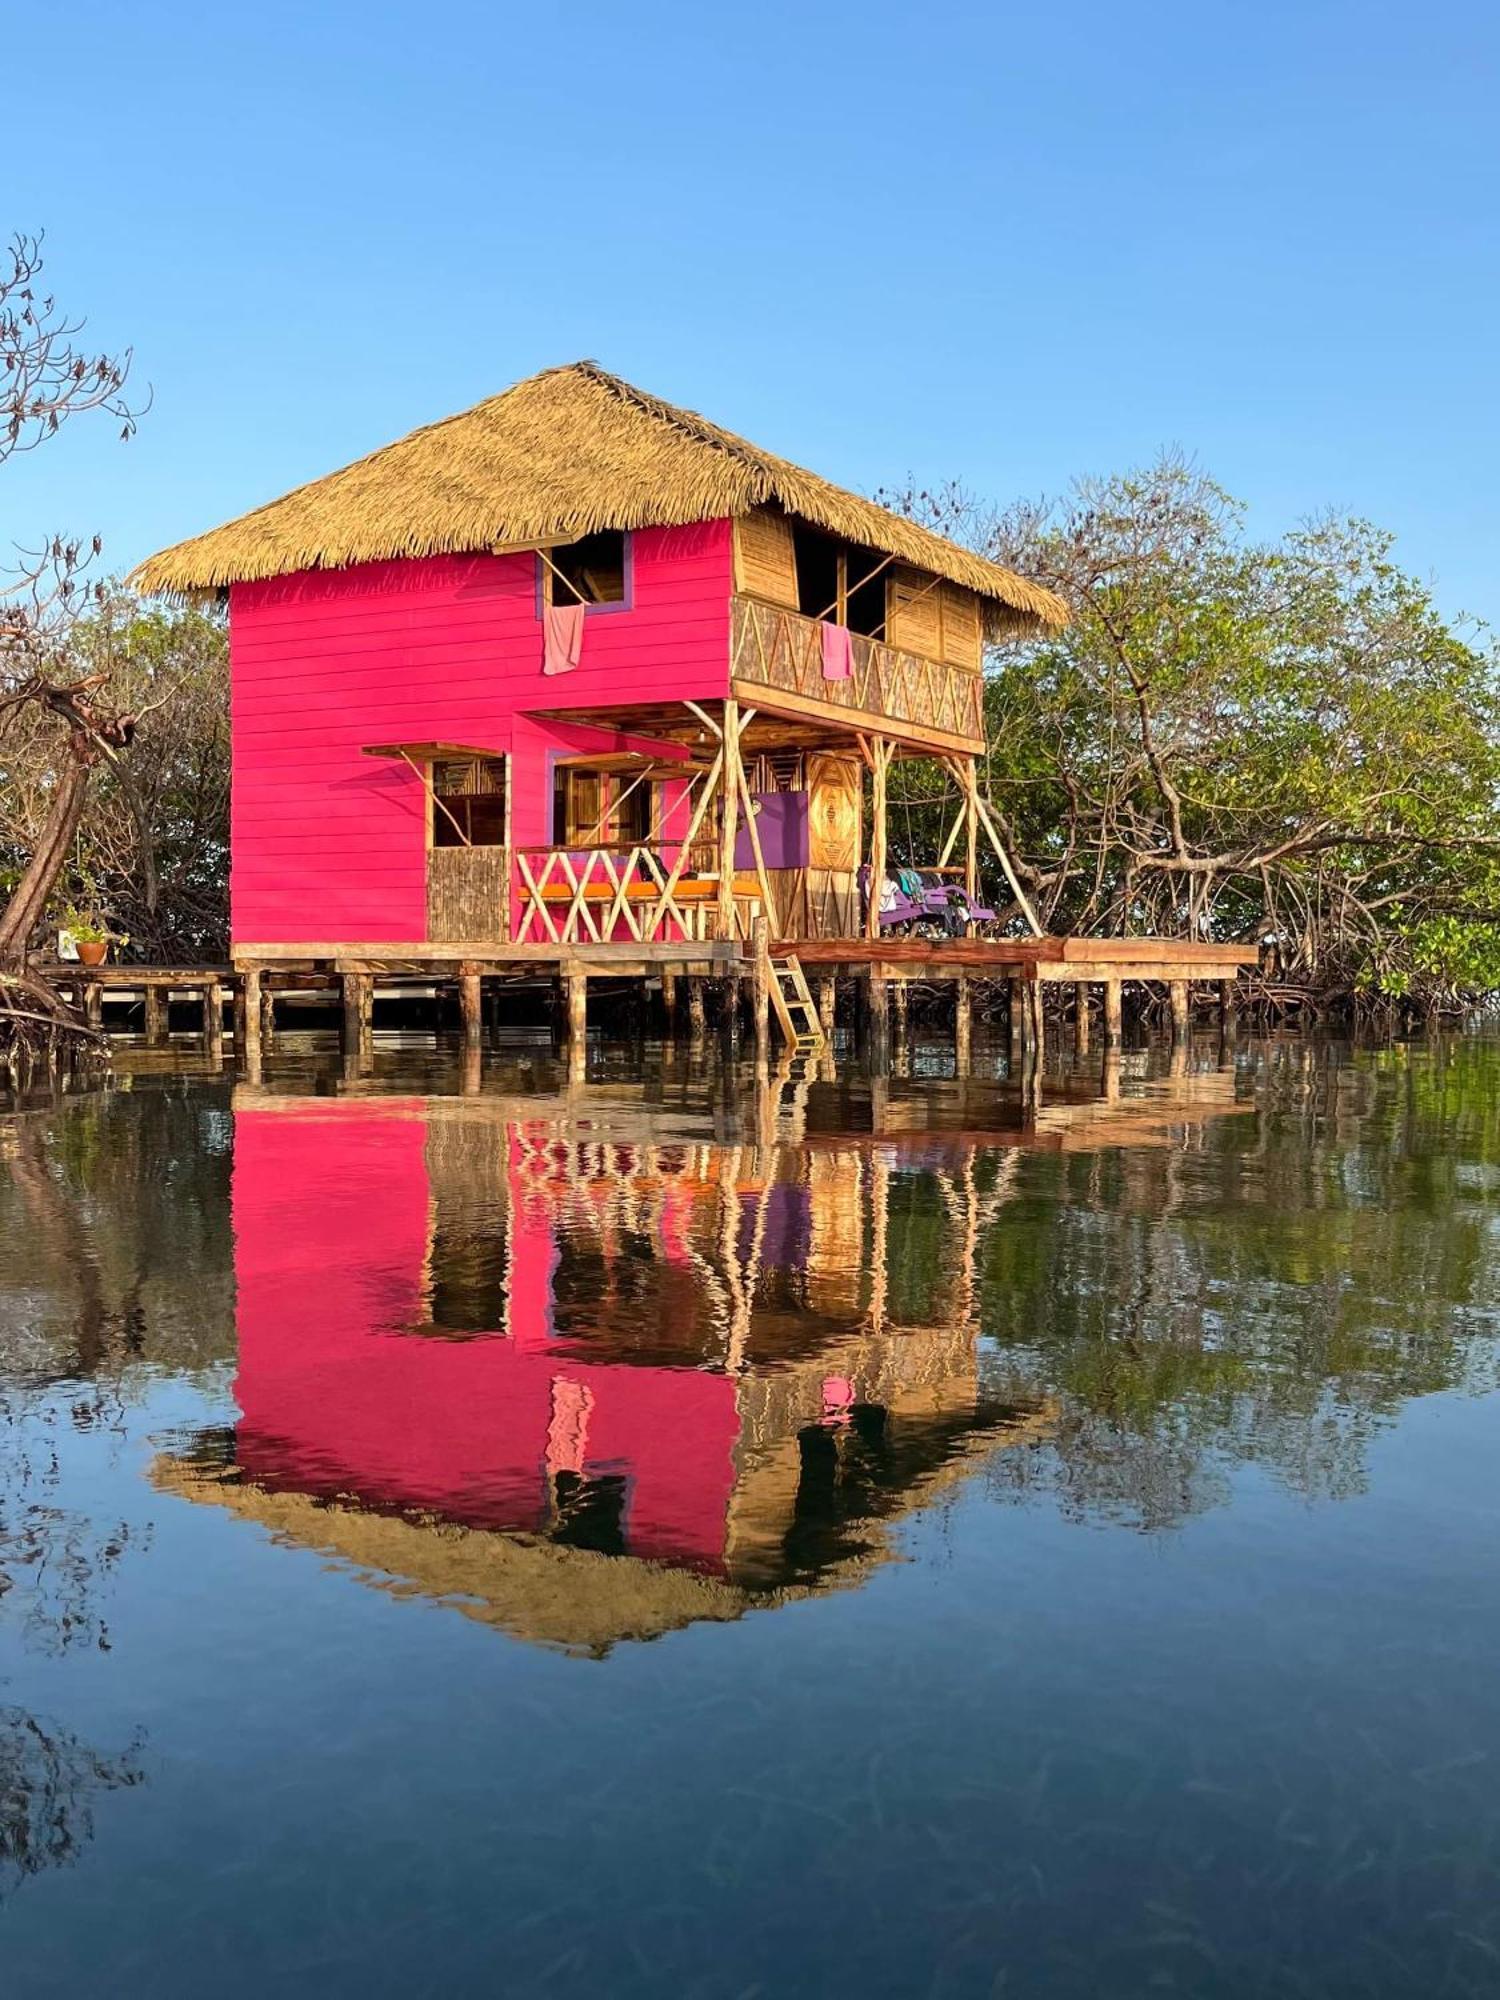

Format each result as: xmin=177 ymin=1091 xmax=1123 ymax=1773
xmin=768 ymin=951 xmax=826 ymax=1051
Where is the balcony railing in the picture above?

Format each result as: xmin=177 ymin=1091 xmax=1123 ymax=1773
xmin=731 ymin=595 xmax=984 ymax=746
xmin=515 ymin=844 xmax=763 ymax=947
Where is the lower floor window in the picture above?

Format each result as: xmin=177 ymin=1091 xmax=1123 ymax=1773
xmin=432 ymin=757 xmax=508 ymax=847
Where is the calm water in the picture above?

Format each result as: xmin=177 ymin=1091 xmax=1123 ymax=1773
xmin=3 ymin=1029 xmax=1500 ymax=1997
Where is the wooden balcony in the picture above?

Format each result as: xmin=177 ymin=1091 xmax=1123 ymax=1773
xmin=730 ymin=595 xmax=985 ymax=752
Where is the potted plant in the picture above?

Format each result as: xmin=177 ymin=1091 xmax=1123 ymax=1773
xmin=61 ymin=908 xmax=115 ymax=967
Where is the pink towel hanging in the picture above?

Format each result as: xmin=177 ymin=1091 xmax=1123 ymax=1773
xmin=820 ymin=620 xmax=853 ymax=681
xmin=543 ymin=602 xmax=586 ymax=675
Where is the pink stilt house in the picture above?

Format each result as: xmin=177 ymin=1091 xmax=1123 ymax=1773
xmin=134 ymin=363 xmax=1066 ymax=974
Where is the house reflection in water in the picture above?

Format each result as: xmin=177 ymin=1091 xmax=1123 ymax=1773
xmin=155 ymin=1084 xmax=1069 ymax=1653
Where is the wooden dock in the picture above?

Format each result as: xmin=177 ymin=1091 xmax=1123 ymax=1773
xmin=47 ymin=933 xmax=1260 ymax=1064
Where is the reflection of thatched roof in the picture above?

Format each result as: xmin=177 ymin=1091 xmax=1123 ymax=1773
xmin=153 ymin=1453 xmax=768 ymax=1656
xmin=131 ymin=361 xmax=1067 ymax=633
xmin=153 ymin=1389 xmax=1056 ymax=1656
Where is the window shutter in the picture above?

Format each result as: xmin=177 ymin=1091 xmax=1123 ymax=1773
xmin=885 ymin=566 xmax=942 ymax=657
xmin=734 ymin=508 xmax=798 ymax=606
xmin=940 ymin=586 xmax=982 ymax=670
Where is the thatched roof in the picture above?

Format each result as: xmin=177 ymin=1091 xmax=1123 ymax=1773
xmin=130 ymin=360 xmax=1067 ymax=631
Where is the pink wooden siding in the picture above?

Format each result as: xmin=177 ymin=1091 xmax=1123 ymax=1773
xmin=229 ymin=519 xmax=733 ymax=944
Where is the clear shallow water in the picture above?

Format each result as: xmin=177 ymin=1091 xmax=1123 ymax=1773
xmin=2 ymin=1032 xmax=1499 ymax=1997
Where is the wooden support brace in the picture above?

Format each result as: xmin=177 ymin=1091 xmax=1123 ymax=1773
xmin=751 ymin=917 xmax=770 ymax=1054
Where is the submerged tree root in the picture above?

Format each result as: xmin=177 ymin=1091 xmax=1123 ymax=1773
xmin=0 ymin=970 xmax=106 ymax=1090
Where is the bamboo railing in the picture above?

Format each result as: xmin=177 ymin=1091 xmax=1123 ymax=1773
xmin=731 ymin=596 xmax=984 ymax=745
xmin=514 ymin=843 xmax=762 ymax=946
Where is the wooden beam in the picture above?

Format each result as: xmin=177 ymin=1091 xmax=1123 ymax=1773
xmin=729 ymin=678 xmax=983 ymax=758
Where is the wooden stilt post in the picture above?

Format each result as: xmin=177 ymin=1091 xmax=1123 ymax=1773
xmin=459 ymin=964 xmax=483 ymax=1048
xmin=260 ymin=979 xmax=277 ymax=1047
xmin=866 ymin=737 xmax=890 ymax=941
xmin=143 ymin=985 xmax=167 ymax=1045
xmin=1019 ymin=973 xmax=1040 ymax=1058
xmin=817 ymin=975 xmax=836 ymax=1039
xmin=1074 ymin=981 xmax=1091 ymax=1054
xmin=868 ymin=968 xmax=890 ymax=1053
xmin=687 ymin=975 xmax=707 ymax=1043
xmin=1169 ymin=979 xmax=1190 ymax=1042
xmin=955 ymin=971 xmax=972 ymax=1070
xmin=963 ymin=755 xmax=979 ymax=935
xmin=566 ymin=964 xmax=588 ymax=1048
xmin=81 ymin=977 xmax=103 ymax=1034
xmin=1103 ymin=977 xmax=1123 ymax=1046
xmin=891 ymin=978 xmax=909 ymax=1047
xmin=1219 ymin=978 xmax=1237 ymax=1044
xmin=203 ymin=980 xmax=224 ymax=1052
xmin=661 ymin=969 xmax=678 ymax=1033
xmin=341 ymin=971 xmax=372 ymax=1054
xmin=238 ymin=970 xmax=261 ymax=1061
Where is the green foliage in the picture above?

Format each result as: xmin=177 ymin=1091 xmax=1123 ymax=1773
xmin=891 ymin=458 xmax=1500 ymax=1011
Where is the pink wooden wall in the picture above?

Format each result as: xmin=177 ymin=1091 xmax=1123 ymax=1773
xmin=228 ymin=519 xmax=734 ymax=944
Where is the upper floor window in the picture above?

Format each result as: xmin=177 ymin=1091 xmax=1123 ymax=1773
xmin=432 ymin=756 xmax=508 ymax=847
xmin=542 ymin=530 xmax=630 ymax=608
xmin=791 ymin=524 xmax=887 ymax=637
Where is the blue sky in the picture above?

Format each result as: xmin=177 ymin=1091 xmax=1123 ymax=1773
xmin=5 ymin=0 xmax=1497 ymax=624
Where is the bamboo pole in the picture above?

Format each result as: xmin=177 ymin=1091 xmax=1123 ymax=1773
xmin=718 ymin=699 xmax=741 ymax=940
xmin=865 ymin=737 xmax=890 ymax=941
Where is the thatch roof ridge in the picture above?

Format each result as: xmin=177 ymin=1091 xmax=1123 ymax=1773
xmin=131 ymin=359 xmax=1067 ymax=629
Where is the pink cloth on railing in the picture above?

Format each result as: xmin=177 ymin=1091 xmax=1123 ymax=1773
xmin=820 ymin=621 xmax=853 ymax=681
xmin=543 ymin=602 xmax=586 ymax=675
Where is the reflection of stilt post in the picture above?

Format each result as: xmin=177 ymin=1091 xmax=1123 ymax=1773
xmin=1103 ymin=977 xmax=1123 ymax=1047
xmin=1018 ymin=971 xmax=1040 ymax=1059
xmin=687 ymin=975 xmax=707 ymax=1044
xmin=1169 ymin=979 xmax=1190 ymax=1043
xmin=1074 ymin=981 xmax=1090 ymax=1054
xmin=751 ymin=916 xmax=770 ymax=1057
xmin=462 ymin=1041 xmax=482 ymax=1095
xmin=1100 ymin=1048 xmax=1121 ymax=1102
xmin=955 ymin=971 xmax=972 ymax=1070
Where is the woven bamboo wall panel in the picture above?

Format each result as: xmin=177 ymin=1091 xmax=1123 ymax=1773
xmin=427 ymin=846 xmax=507 ymax=941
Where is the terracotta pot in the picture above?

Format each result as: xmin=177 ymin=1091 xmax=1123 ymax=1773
xmin=75 ymin=939 xmax=108 ymax=967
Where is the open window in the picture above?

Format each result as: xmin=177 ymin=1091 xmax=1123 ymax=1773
xmin=553 ymin=759 xmax=653 ymax=848
xmin=432 ymin=756 xmax=508 ymax=848
xmin=791 ymin=525 xmax=888 ymax=638
xmin=541 ymin=530 xmax=629 ymax=607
